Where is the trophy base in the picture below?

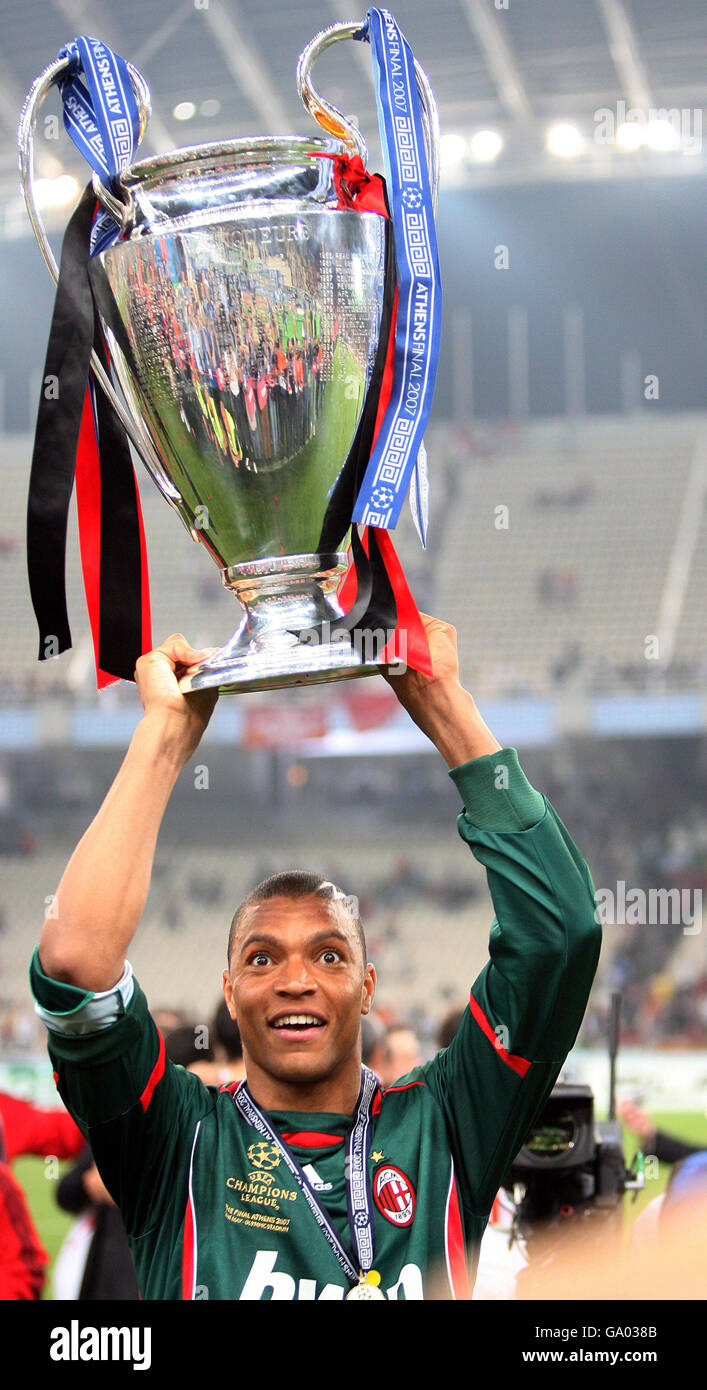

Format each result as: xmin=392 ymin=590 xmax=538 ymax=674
xmin=179 ymin=639 xmax=381 ymax=695
xmin=178 ymin=553 xmax=386 ymax=695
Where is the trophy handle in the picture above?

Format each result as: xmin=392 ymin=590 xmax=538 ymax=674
xmin=296 ymin=20 xmax=440 ymax=212
xmin=16 ymin=55 xmax=164 ymax=478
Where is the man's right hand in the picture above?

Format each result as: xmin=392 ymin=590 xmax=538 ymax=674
xmin=38 ymin=636 xmax=220 ymax=990
xmin=135 ymin=634 xmax=219 ymax=755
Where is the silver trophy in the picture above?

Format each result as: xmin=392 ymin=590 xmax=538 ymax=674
xmin=19 ymin=24 xmax=439 ymax=693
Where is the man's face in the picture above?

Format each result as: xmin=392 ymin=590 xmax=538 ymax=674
xmin=223 ymin=895 xmax=375 ymax=1094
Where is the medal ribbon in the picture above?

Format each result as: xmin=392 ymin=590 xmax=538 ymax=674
xmin=233 ymin=1066 xmax=379 ymax=1286
xmin=350 ymin=7 xmax=441 ymax=535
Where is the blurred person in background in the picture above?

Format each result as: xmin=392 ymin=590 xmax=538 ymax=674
xmin=380 ymin=1023 xmax=424 ymax=1087
xmin=0 ymin=1089 xmax=84 ymax=1299
xmin=54 ymin=1151 xmax=139 ymax=1301
xmin=185 ymin=1000 xmax=246 ymax=1086
xmin=618 ymin=1098 xmax=707 ymax=1165
xmin=0 ymin=1159 xmax=47 ymax=1300
xmin=361 ymin=1014 xmax=387 ymax=1080
xmin=163 ymin=1021 xmax=215 ymax=1070
xmin=152 ymin=1006 xmax=189 ymax=1036
xmin=0 ymin=1091 xmax=83 ymax=1164
xmin=630 ymin=1149 xmax=707 ymax=1252
xmin=437 ymin=1006 xmax=465 ymax=1051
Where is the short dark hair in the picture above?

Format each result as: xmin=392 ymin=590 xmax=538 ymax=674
xmin=227 ymin=869 xmax=367 ymax=968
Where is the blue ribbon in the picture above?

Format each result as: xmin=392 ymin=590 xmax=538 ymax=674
xmin=351 ymin=8 xmax=441 ymax=541
xmin=57 ymin=35 xmax=140 ymax=255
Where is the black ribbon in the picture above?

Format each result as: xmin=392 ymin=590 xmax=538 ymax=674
xmin=91 ymin=326 xmax=145 ymax=679
xmin=26 ymin=184 xmax=146 ymax=679
xmin=27 ymin=185 xmax=96 ymax=661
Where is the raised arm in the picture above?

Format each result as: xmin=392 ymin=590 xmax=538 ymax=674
xmin=387 ymin=616 xmax=601 ymax=1219
xmin=38 ymin=635 xmax=217 ymax=991
xmin=384 ymin=614 xmax=501 ymax=766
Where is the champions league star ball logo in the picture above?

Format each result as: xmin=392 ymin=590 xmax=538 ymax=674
xmin=247 ymin=1141 xmax=281 ymax=1170
xmin=402 ymin=187 xmax=423 ymax=210
xmin=371 ymin=485 xmax=395 ymax=511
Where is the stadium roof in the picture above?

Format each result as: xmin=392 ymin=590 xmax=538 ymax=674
xmin=2 ymin=0 xmax=707 ymax=235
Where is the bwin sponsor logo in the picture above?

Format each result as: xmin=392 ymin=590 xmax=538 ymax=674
xmin=49 ymin=1322 xmax=151 ymax=1371
xmin=238 ymin=1248 xmax=424 ymax=1300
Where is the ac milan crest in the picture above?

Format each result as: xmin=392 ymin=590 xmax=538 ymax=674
xmin=373 ymin=1165 xmax=415 ymax=1227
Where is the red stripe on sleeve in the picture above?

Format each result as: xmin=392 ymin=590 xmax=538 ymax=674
xmin=181 ymin=1194 xmax=195 ymax=1301
xmin=139 ymin=1030 xmax=166 ymax=1112
xmin=467 ymin=991 xmax=531 ymax=1077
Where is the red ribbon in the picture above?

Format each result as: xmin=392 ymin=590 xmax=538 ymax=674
xmin=75 ymin=387 xmax=151 ymax=688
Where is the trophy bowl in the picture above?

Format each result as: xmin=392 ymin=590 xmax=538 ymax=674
xmin=89 ymin=136 xmax=387 ymax=693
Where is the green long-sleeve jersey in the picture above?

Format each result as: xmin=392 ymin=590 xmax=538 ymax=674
xmin=30 ymin=748 xmax=601 ymax=1300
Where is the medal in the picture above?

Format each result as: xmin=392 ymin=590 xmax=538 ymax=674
xmin=346 ymin=1270 xmax=386 ymax=1301
xmin=234 ymin=1067 xmax=382 ymax=1293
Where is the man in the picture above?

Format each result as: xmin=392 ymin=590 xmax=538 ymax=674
xmin=30 ymin=619 xmax=601 ymax=1300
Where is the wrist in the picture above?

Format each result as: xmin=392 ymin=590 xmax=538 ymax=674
xmin=137 ymin=707 xmax=202 ymax=769
xmin=412 ymin=683 xmax=502 ymax=767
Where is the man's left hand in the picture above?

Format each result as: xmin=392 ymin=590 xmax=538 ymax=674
xmin=382 ymin=613 xmax=501 ymax=766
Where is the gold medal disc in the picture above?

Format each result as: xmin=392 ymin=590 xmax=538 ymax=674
xmin=346 ymin=1270 xmax=386 ymax=1300
xmin=346 ymin=1280 xmax=387 ymax=1300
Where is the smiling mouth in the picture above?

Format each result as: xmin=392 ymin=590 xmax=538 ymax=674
xmin=270 ymin=1014 xmax=326 ymax=1033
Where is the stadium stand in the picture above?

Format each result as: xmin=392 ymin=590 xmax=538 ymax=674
xmin=4 ymin=412 xmax=705 ymax=700
xmin=434 ymin=414 xmax=705 ymax=697
xmin=0 ymin=837 xmax=491 ymax=1024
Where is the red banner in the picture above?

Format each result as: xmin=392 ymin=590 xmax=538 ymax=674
xmin=244 ymin=703 xmax=328 ymax=749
